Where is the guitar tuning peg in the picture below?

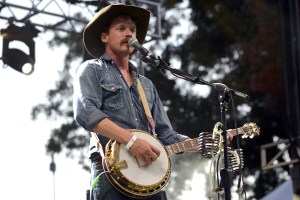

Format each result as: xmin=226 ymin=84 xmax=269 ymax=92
xmin=228 ymin=148 xmax=244 ymax=172
xmin=198 ymin=132 xmax=220 ymax=158
xmin=217 ymin=148 xmax=244 ymax=172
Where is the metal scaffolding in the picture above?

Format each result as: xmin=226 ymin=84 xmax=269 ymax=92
xmin=0 ymin=0 xmax=93 ymax=33
xmin=0 ymin=0 xmax=161 ymax=38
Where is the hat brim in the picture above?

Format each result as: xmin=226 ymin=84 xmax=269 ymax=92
xmin=83 ymin=4 xmax=150 ymax=58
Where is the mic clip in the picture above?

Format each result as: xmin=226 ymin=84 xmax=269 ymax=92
xmin=141 ymin=55 xmax=160 ymax=67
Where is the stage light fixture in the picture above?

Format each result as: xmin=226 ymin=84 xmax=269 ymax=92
xmin=1 ymin=20 xmax=39 ymax=75
xmin=2 ymin=48 xmax=34 ymax=75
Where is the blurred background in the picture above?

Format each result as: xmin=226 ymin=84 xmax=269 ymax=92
xmin=0 ymin=0 xmax=299 ymax=200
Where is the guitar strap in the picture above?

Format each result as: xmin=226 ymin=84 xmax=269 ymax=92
xmin=137 ymin=78 xmax=157 ymax=137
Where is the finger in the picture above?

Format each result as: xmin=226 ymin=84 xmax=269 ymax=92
xmin=151 ymin=146 xmax=161 ymax=157
xmin=226 ymin=132 xmax=234 ymax=140
xmin=148 ymin=151 xmax=158 ymax=162
xmin=143 ymin=154 xmax=152 ymax=165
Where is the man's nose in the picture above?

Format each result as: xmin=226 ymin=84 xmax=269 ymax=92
xmin=125 ymin=28 xmax=134 ymax=36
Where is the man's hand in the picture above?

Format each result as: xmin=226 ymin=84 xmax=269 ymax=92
xmin=129 ymin=138 xmax=160 ymax=166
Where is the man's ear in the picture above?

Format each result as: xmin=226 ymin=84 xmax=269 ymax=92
xmin=101 ymin=32 xmax=108 ymax=43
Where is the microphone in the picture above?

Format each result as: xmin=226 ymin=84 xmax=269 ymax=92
xmin=128 ymin=38 xmax=159 ymax=65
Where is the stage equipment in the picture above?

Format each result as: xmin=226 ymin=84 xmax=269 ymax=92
xmin=205 ymin=122 xmax=259 ymax=199
xmin=1 ymin=20 xmax=39 ymax=75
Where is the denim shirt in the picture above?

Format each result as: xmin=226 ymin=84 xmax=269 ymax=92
xmin=73 ymin=54 xmax=186 ymax=157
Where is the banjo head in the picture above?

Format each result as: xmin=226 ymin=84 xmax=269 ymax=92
xmin=104 ymin=129 xmax=171 ymax=198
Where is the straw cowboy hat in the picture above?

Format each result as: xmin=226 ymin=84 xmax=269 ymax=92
xmin=83 ymin=4 xmax=151 ymax=58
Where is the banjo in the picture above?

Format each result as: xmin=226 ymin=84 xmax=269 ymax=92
xmin=102 ymin=122 xmax=260 ymax=198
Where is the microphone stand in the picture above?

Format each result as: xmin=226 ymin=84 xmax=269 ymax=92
xmin=143 ymin=56 xmax=249 ymax=200
xmin=215 ymin=83 xmax=231 ymax=200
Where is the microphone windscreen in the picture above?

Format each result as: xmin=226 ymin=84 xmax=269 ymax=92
xmin=128 ymin=38 xmax=137 ymax=47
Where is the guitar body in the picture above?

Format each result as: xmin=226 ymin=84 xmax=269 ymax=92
xmin=103 ymin=129 xmax=171 ymax=199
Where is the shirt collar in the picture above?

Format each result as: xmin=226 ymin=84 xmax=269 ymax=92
xmin=100 ymin=53 xmax=139 ymax=80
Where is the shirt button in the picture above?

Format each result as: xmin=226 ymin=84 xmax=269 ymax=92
xmin=135 ymin=118 xmax=138 ymax=121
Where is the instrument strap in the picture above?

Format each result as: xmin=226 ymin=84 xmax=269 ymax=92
xmin=137 ymin=78 xmax=157 ymax=137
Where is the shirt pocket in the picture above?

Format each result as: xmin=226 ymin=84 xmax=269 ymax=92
xmin=102 ymin=84 xmax=124 ymax=110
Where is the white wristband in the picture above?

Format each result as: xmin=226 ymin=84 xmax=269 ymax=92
xmin=125 ymin=135 xmax=137 ymax=150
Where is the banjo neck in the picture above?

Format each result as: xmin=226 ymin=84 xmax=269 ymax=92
xmin=165 ymin=138 xmax=199 ymax=156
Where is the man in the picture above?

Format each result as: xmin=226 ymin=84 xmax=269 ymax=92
xmin=73 ymin=3 xmax=190 ymax=200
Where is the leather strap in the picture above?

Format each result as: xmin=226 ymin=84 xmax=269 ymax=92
xmin=137 ymin=78 xmax=157 ymax=137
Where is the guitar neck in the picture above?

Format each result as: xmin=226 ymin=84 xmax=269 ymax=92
xmin=164 ymin=123 xmax=258 ymax=156
xmin=165 ymin=138 xmax=199 ymax=156
xmin=165 ymin=127 xmax=243 ymax=156
xmin=230 ymin=126 xmax=251 ymax=137
xmin=236 ymin=127 xmax=244 ymax=135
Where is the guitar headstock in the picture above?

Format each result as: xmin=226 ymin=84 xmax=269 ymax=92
xmin=214 ymin=122 xmax=260 ymax=139
xmin=241 ymin=122 xmax=260 ymax=138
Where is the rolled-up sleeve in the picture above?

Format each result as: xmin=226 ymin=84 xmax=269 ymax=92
xmin=73 ymin=60 xmax=108 ymax=131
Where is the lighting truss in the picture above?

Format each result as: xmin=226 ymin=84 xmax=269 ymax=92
xmin=0 ymin=0 xmax=94 ymax=33
xmin=260 ymin=137 xmax=300 ymax=170
xmin=0 ymin=0 xmax=161 ymax=38
xmin=0 ymin=0 xmax=162 ymax=74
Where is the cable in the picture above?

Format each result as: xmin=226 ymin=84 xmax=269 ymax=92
xmin=229 ymin=91 xmax=247 ymax=199
xmin=91 ymin=171 xmax=110 ymax=190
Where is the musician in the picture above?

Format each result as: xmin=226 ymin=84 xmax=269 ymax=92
xmin=73 ymin=3 xmax=190 ymax=200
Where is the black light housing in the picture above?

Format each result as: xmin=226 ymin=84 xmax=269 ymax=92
xmin=2 ymin=48 xmax=35 ymax=75
xmin=1 ymin=20 xmax=39 ymax=75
